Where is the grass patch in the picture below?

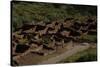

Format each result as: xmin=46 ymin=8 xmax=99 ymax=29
xmin=80 ymin=35 xmax=97 ymax=43
xmin=58 ymin=46 xmax=97 ymax=63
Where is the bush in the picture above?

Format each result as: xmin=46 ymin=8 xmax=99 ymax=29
xmin=80 ymin=35 xmax=97 ymax=43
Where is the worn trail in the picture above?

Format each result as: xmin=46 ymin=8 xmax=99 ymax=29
xmin=39 ymin=44 xmax=89 ymax=64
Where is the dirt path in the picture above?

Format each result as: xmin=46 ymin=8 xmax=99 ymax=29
xmin=17 ymin=43 xmax=90 ymax=65
xmin=38 ymin=44 xmax=90 ymax=64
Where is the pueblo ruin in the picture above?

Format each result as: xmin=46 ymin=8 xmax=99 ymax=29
xmin=12 ymin=17 xmax=97 ymax=65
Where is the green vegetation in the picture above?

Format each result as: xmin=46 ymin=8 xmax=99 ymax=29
xmin=42 ymin=36 xmax=52 ymax=44
xmin=80 ymin=35 xmax=97 ymax=43
xmin=58 ymin=47 xmax=97 ymax=63
xmin=12 ymin=1 xmax=97 ymax=32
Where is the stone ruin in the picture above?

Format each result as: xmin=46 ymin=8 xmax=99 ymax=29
xmin=12 ymin=17 xmax=97 ymax=65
